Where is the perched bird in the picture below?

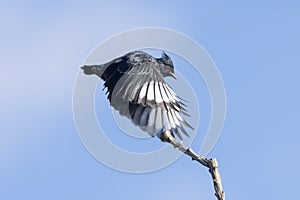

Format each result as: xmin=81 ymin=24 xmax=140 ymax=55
xmin=81 ymin=51 xmax=193 ymax=141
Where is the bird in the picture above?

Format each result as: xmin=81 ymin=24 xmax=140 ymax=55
xmin=81 ymin=51 xmax=193 ymax=141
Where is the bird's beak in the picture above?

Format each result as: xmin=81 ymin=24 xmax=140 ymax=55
xmin=169 ymin=72 xmax=177 ymax=79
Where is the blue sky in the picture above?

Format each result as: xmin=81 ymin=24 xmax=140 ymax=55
xmin=1 ymin=1 xmax=300 ymax=199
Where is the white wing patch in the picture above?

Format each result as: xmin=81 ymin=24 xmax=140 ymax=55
xmin=154 ymin=82 xmax=163 ymax=103
xmin=147 ymin=81 xmax=155 ymax=101
xmin=129 ymin=81 xmax=192 ymax=139
xmin=138 ymin=83 xmax=148 ymax=103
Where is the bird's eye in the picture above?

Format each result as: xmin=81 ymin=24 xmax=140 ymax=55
xmin=165 ymin=65 xmax=170 ymax=70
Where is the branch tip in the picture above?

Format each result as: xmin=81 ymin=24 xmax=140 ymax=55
xmin=160 ymin=131 xmax=225 ymax=200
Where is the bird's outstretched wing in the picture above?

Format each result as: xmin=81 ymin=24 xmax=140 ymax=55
xmin=82 ymin=51 xmax=193 ymax=139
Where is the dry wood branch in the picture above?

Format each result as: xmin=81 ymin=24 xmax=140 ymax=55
xmin=160 ymin=130 xmax=225 ymax=200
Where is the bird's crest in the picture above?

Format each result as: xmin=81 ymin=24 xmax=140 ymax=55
xmin=161 ymin=51 xmax=170 ymax=60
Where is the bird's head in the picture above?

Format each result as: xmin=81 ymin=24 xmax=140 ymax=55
xmin=159 ymin=51 xmax=176 ymax=79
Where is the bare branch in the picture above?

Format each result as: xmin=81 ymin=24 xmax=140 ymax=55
xmin=160 ymin=130 xmax=225 ymax=200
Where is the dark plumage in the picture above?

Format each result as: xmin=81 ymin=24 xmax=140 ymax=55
xmin=81 ymin=51 xmax=193 ymax=140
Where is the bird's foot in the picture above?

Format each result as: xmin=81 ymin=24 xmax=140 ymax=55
xmin=159 ymin=130 xmax=173 ymax=143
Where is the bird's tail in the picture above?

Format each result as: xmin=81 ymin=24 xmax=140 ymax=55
xmin=81 ymin=64 xmax=108 ymax=79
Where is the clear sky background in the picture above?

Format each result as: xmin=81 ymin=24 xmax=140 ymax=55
xmin=1 ymin=1 xmax=300 ymax=200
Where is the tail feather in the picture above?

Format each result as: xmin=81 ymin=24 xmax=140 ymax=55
xmin=81 ymin=56 xmax=126 ymax=81
xmin=81 ymin=65 xmax=107 ymax=79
